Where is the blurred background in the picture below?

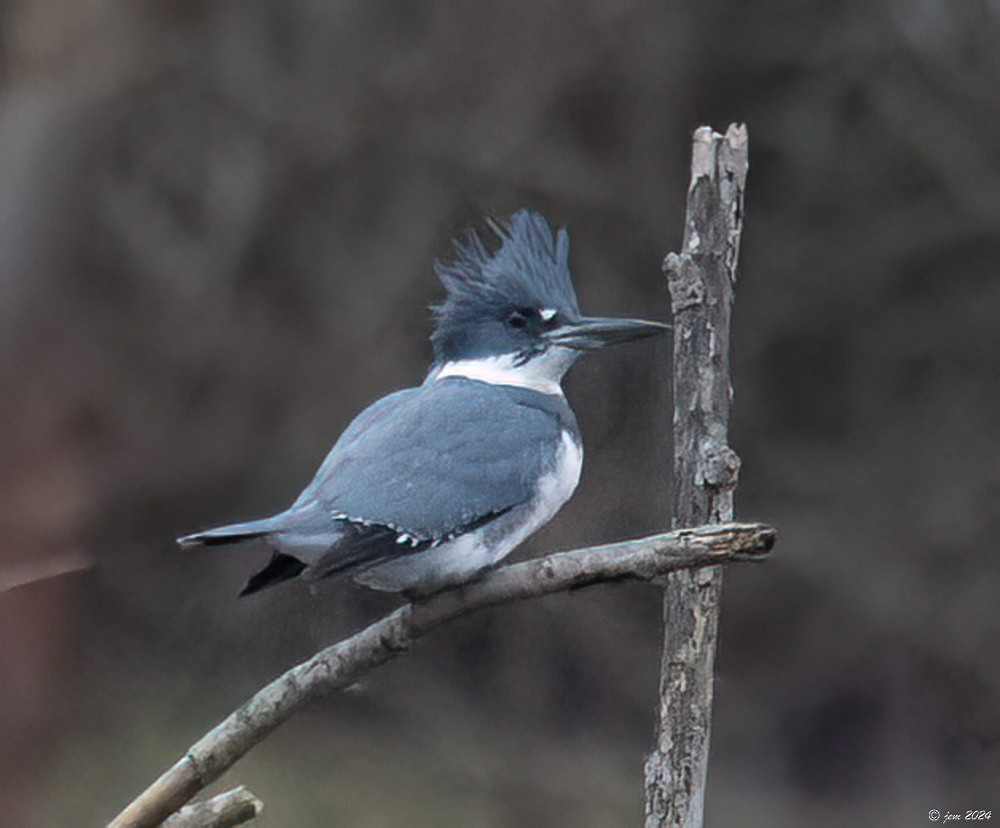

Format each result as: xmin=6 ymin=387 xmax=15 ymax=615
xmin=2 ymin=1 xmax=998 ymax=825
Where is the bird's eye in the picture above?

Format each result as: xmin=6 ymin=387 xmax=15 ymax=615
xmin=506 ymin=307 xmax=560 ymax=332
xmin=507 ymin=309 xmax=532 ymax=329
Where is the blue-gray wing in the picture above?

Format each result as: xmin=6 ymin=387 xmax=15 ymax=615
xmin=294 ymin=378 xmax=566 ymax=541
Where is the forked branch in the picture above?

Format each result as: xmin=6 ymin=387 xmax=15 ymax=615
xmin=108 ymin=522 xmax=774 ymax=828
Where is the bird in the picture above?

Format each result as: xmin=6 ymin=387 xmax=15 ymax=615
xmin=178 ymin=210 xmax=668 ymax=597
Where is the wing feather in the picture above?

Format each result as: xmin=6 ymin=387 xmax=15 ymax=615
xmin=295 ymin=378 xmax=563 ymax=542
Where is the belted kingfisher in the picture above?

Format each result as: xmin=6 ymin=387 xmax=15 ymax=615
xmin=179 ymin=211 xmax=667 ymax=596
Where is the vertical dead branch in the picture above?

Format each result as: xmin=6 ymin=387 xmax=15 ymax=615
xmin=643 ymin=124 xmax=749 ymax=828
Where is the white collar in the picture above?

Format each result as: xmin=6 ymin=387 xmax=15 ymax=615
xmin=428 ymin=351 xmax=572 ymax=396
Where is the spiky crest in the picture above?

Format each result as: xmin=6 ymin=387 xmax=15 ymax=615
xmin=431 ymin=211 xmax=579 ymax=363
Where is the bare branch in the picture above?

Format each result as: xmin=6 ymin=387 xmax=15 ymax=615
xmin=162 ymin=786 xmax=263 ymax=828
xmin=108 ymin=522 xmax=774 ymax=828
xmin=644 ymin=124 xmax=750 ymax=828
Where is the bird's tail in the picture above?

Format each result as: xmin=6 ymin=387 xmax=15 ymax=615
xmin=178 ymin=515 xmax=307 ymax=596
xmin=178 ymin=510 xmax=392 ymax=597
xmin=177 ymin=516 xmax=280 ymax=549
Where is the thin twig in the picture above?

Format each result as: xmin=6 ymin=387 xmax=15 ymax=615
xmin=162 ymin=786 xmax=263 ymax=828
xmin=0 ymin=549 xmax=93 ymax=593
xmin=108 ymin=522 xmax=774 ymax=828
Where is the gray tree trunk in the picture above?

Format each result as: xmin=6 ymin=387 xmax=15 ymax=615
xmin=643 ymin=124 xmax=750 ymax=828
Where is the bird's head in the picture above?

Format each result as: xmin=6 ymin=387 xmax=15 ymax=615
xmin=430 ymin=211 xmax=668 ymax=389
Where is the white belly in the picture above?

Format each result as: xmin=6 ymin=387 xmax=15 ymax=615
xmin=355 ymin=430 xmax=583 ymax=593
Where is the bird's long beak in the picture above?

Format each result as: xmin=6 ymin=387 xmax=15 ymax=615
xmin=544 ymin=316 xmax=670 ymax=350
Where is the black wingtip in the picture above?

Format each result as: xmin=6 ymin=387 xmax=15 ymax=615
xmin=239 ymin=552 xmax=307 ymax=597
